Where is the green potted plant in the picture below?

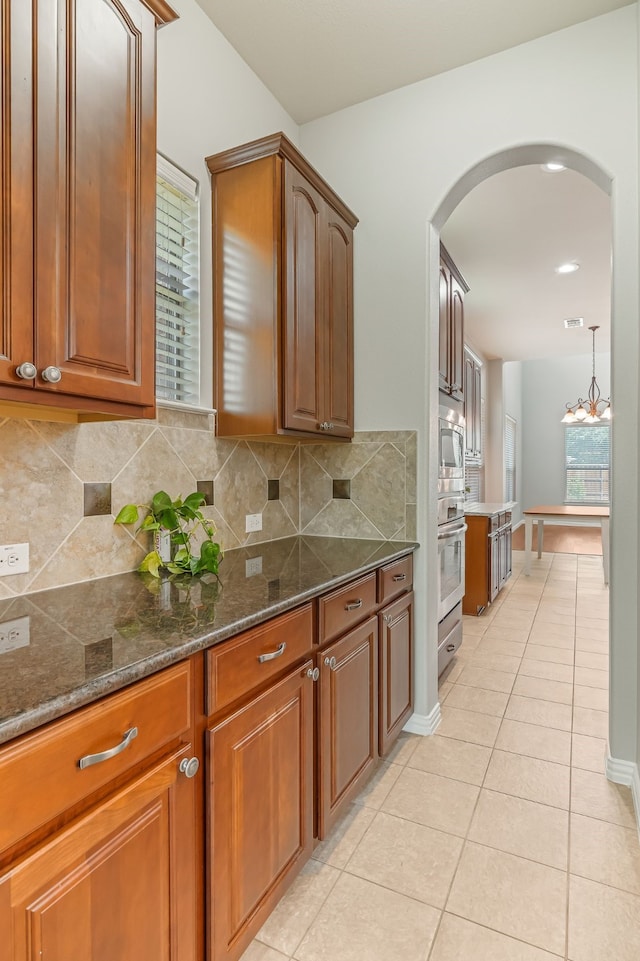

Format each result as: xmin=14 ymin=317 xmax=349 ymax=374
xmin=114 ymin=490 xmax=222 ymax=579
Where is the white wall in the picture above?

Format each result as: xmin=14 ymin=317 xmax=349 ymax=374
xmin=485 ymin=360 xmax=505 ymax=503
xmin=521 ymin=352 xmax=611 ymax=510
xmin=300 ymin=6 xmax=639 ymax=760
xmin=503 ymin=361 xmax=523 ymax=528
xmin=155 ymin=0 xmax=300 ymax=409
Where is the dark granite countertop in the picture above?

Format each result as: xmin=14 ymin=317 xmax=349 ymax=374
xmin=0 ymin=536 xmax=418 ymax=746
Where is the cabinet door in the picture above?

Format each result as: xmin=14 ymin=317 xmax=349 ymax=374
xmin=464 ymin=353 xmax=482 ymax=459
xmin=208 ymin=662 xmax=315 ymax=961
xmin=499 ymin=526 xmax=512 ymax=588
xmin=463 ymin=353 xmax=475 ymax=457
xmin=318 ymin=616 xmax=378 ymax=839
xmin=379 ymin=592 xmax=414 ymax=756
xmin=0 ymin=746 xmax=198 ymax=961
xmin=472 ymin=360 xmax=482 ymax=456
xmin=449 ymin=274 xmax=465 ymax=401
xmin=438 ymin=264 xmax=451 ymax=392
xmin=323 ymin=210 xmax=354 ymax=437
xmin=283 ymin=161 xmax=324 ymax=433
xmin=33 ymin=0 xmax=156 ymax=406
xmin=0 ymin=0 xmax=35 ymax=389
xmin=489 ymin=532 xmax=500 ymax=602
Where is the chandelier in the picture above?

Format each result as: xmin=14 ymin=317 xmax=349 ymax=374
xmin=561 ymin=325 xmax=611 ymax=424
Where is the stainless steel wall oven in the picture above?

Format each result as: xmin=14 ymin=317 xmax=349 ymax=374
xmin=437 ymin=404 xmax=466 ymax=674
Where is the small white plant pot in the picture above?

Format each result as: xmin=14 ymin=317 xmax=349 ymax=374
xmin=154 ymin=530 xmax=172 ymax=564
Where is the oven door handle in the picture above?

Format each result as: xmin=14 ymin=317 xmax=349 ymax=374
xmin=437 ymin=522 xmax=468 ymax=540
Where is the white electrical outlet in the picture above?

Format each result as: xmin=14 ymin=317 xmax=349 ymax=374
xmin=0 ymin=615 xmax=30 ymax=653
xmin=0 ymin=543 xmax=29 ymax=577
xmin=245 ymin=513 xmax=263 ymax=533
xmin=245 ymin=556 xmax=263 ymax=577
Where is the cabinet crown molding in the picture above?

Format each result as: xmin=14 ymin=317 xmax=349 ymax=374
xmin=206 ymin=132 xmax=358 ymax=229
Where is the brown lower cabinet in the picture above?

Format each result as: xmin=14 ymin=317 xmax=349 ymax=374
xmin=463 ymin=511 xmax=512 ymax=615
xmin=207 ymin=661 xmax=316 ymax=961
xmin=0 ymin=662 xmax=199 ymax=961
xmin=378 ymin=591 xmax=414 ymax=755
xmin=0 ymin=552 xmax=415 ymax=961
xmin=317 ymin=616 xmax=379 ymax=839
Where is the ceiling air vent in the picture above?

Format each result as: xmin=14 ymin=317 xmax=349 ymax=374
xmin=564 ymin=317 xmax=584 ymax=329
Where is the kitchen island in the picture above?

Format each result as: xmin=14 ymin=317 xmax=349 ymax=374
xmin=463 ymin=502 xmax=514 ymax=615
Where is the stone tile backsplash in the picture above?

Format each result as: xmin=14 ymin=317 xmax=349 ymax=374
xmin=0 ymin=407 xmax=417 ymax=596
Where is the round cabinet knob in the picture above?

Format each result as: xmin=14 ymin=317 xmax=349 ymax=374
xmin=324 ymin=656 xmax=337 ymax=671
xmin=41 ymin=365 xmax=62 ymax=383
xmin=179 ymin=756 xmax=200 ymax=779
xmin=306 ymin=666 xmax=320 ymax=681
xmin=16 ymin=362 xmax=37 ymax=380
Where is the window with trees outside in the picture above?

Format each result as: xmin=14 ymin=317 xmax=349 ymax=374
xmin=565 ymin=424 xmax=610 ymax=504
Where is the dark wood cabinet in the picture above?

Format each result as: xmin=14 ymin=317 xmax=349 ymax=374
xmin=0 ymin=551 xmax=415 ymax=961
xmin=464 ymin=349 xmax=482 ymax=461
xmin=317 ymin=617 xmax=379 ymax=838
xmin=439 ymin=244 xmax=469 ymax=402
xmin=207 ymin=132 xmax=357 ymax=439
xmin=0 ymin=662 xmax=198 ymax=961
xmin=464 ymin=511 xmax=512 ymax=615
xmin=0 ymin=745 xmax=197 ymax=961
xmin=207 ymin=661 xmax=315 ymax=961
xmin=378 ymin=591 xmax=414 ymax=756
xmin=0 ymin=0 xmax=176 ymax=420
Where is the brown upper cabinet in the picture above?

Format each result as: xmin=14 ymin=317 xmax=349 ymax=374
xmin=0 ymin=0 xmax=177 ymax=421
xmin=464 ymin=347 xmax=482 ymax=461
xmin=438 ymin=244 xmax=469 ymax=402
xmin=206 ymin=133 xmax=358 ymax=439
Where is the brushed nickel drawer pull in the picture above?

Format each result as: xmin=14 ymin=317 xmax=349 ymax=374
xmin=446 ymin=643 xmax=456 ymax=652
xmin=344 ymin=599 xmax=363 ymax=612
xmin=258 ymin=642 xmax=286 ymax=663
xmin=392 ymin=573 xmax=406 ymax=582
xmin=78 ymin=727 xmax=138 ymax=770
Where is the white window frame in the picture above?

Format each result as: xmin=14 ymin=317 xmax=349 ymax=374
xmin=155 ymin=154 xmax=200 ymax=407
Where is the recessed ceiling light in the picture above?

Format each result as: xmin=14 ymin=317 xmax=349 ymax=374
xmin=542 ymin=162 xmax=566 ymax=172
xmin=555 ymin=262 xmax=580 ymax=274
xmin=564 ymin=317 xmax=584 ymax=328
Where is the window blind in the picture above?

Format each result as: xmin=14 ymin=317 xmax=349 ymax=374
xmin=565 ymin=424 xmax=610 ymax=504
xmin=155 ymin=155 xmax=200 ymax=405
xmin=505 ymin=415 xmax=516 ymax=502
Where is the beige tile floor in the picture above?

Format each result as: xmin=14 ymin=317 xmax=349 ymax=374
xmin=240 ymin=550 xmax=640 ymax=961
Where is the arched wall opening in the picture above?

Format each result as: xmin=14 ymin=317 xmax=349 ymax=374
xmin=421 ymin=143 xmax=636 ymax=780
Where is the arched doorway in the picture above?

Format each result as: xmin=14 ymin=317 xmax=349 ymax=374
xmin=419 ymin=144 xmax=635 ymax=795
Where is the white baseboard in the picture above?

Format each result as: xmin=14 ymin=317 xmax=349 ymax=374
xmin=403 ymin=702 xmax=442 ymax=736
xmin=606 ymin=749 xmax=640 ymax=840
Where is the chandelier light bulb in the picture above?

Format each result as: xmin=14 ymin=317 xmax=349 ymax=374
xmin=560 ymin=325 xmax=611 ymax=424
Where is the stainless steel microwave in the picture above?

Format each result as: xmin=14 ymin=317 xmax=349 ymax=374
xmin=438 ymin=404 xmax=465 ymax=480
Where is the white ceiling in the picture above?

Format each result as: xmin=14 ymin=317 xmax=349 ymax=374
xmin=441 ymin=165 xmax=612 ymax=362
xmin=195 ymin=0 xmax=619 ymax=362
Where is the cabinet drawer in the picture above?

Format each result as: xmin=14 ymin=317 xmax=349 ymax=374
xmin=0 ymin=660 xmax=192 ymax=854
xmin=490 ymin=514 xmax=500 ymax=532
xmin=318 ymin=573 xmax=377 ymax=646
xmin=377 ymin=554 xmax=413 ymax=605
xmin=205 ymin=603 xmax=313 ymax=716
